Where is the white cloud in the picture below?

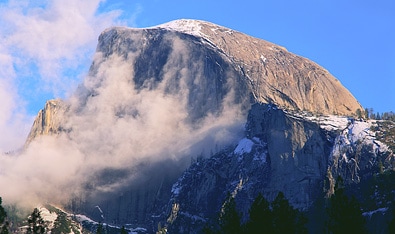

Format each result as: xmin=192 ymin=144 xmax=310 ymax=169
xmin=0 ymin=0 xmax=131 ymax=153
xmin=0 ymin=47 xmax=32 ymax=152
xmin=1 ymin=0 xmax=124 ymax=95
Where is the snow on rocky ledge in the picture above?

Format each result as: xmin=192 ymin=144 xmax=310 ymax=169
xmin=234 ymin=138 xmax=254 ymax=155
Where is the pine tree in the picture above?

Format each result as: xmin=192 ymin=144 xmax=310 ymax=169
xmin=355 ymin=109 xmax=362 ymax=119
xmin=218 ymin=196 xmax=241 ymax=234
xmin=271 ymin=192 xmax=307 ymax=234
xmin=0 ymin=198 xmax=9 ymax=234
xmin=245 ymin=193 xmax=273 ymax=233
xmin=120 ymin=226 xmax=128 ymax=234
xmin=364 ymin=108 xmax=369 ymax=119
xmin=52 ymin=211 xmax=71 ymax=234
xmin=388 ymin=206 xmax=395 ymax=233
xmin=26 ymin=208 xmax=46 ymax=234
xmin=325 ymin=177 xmax=367 ymax=234
xmin=96 ymin=222 xmax=104 ymax=234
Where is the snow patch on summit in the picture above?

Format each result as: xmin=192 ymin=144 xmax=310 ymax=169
xmin=153 ymin=19 xmax=204 ymax=37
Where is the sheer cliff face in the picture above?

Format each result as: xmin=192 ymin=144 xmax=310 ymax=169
xmin=25 ymin=99 xmax=67 ymax=145
xmin=169 ymin=104 xmax=332 ymax=218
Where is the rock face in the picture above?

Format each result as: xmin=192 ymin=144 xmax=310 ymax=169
xmin=46 ymin=19 xmax=363 ymax=135
xmin=154 ymin=19 xmax=362 ymax=115
xmin=28 ymin=19 xmax=363 ymax=144
xmin=165 ymin=104 xmax=330 ymax=232
xmin=245 ymin=104 xmax=331 ymax=207
xmin=25 ymin=99 xmax=68 ymax=146
xmin=24 ymin=19 xmax=376 ymax=232
xmin=166 ymin=104 xmax=393 ymax=233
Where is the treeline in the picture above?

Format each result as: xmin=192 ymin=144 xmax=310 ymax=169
xmin=356 ymin=108 xmax=395 ymax=121
xmin=202 ymin=176 xmax=395 ymax=234
xmin=203 ymin=192 xmax=307 ymax=234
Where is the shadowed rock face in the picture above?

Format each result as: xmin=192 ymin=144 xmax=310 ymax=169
xmin=166 ymin=104 xmax=393 ymax=233
xmin=166 ymin=104 xmax=331 ymax=229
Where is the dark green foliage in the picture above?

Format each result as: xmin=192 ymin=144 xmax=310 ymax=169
xmin=51 ymin=211 xmax=71 ymax=234
xmin=389 ymin=207 xmax=395 ymax=234
xmin=202 ymin=195 xmax=242 ymax=234
xmin=340 ymin=170 xmax=395 ymax=233
xmin=271 ymin=192 xmax=307 ymax=234
xmin=205 ymin=192 xmax=307 ymax=234
xmin=306 ymin=195 xmax=328 ymax=234
xmin=245 ymin=193 xmax=273 ymax=233
xmin=96 ymin=222 xmax=104 ymax=234
xmin=0 ymin=224 xmax=8 ymax=234
xmin=0 ymin=198 xmax=9 ymax=234
xmin=364 ymin=107 xmax=395 ymax=121
xmin=218 ymin=197 xmax=242 ymax=234
xmin=120 ymin=226 xmax=128 ymax=234
xmin=356 ymin=170 xmax=395 ymax=211
xmin=364 ymin=108 xmax=369 ymax=119
xmin=325 ymin=177 xmax=367 ymax=234
xmin=0 ymin=198 xmax=6 ymax=224
xmin=26 ymin=208 xmax=46 ymax=234
xmin=355 ymin=109 xmax=362 ymax=119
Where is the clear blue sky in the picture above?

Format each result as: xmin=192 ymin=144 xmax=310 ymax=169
xmin=1 ymin=0 xmax=394 ymax=119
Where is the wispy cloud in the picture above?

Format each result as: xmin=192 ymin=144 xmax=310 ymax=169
xmin=0 ymin=0 xmax=123 ymax=95
xmin=0 ymin=0 xmax=131 ymax=152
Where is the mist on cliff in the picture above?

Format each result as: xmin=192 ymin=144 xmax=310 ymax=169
xmin=0 ymin=28 xmax=245 ymax=210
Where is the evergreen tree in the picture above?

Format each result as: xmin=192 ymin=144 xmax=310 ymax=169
xmin=369 ymin=108 xmax=375 ymax=119
xmin=325 ymin=177 xmax=366 ymax=234
xmin=364 ymin=108 xmax=369 ymax=119
xmin=271 ymin=192 xmax=307 ymax=234
xmin=355 ymin=109 xmax=362 ymax=119
xmin=96 ymin=222 xmax=104 ymax=234
xmin=218 ymin=196 xmax=241 ymax=234
xmin=52 ymin=211 xmax=71 ymax=234
xmin=306 ymin=195 xmax=328 ymax=234
xmin=245 ymin=193 xmax=273 ymax=233
xmin=0 ymin=198 xmax=9 ymax=234
xmin=26 ymin=208 xmax=46 ymax=234
xmin=120 ymin=226 xmax=128 ymax=234
xmin=388 ymin=202 xmax=395 ymax=234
